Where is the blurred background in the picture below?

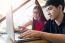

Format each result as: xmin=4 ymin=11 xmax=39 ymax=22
xmin=0 ymin=0 xmax=65 ymax=33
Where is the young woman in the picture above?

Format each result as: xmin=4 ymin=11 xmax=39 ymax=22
xmin=15 ymin=0 xmax=47 ymax=32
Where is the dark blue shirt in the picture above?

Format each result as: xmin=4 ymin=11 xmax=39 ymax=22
xmin=42 ymin=14 xmax=65 ymax=34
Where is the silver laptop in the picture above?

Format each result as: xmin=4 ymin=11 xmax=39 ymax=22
xmin=6 ymin=7 xmax=40 ymax=43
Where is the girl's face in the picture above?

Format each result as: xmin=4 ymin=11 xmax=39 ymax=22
xmin=33 ymin=9 xmax=40 ymax=20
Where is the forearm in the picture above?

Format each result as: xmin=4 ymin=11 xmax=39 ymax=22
xmin=22 ymin=20 xmax=32 ymax=27
xmin=18 ymin=20 xmax=32 ymax=29
xmin=41 ymin=32 xmax=65 ymax=43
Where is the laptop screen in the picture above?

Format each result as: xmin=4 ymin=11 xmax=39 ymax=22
xmin=6 ymin=7 xmax=15 ymax=42
xmin=6 ymin=6 xmax=40 ymax=43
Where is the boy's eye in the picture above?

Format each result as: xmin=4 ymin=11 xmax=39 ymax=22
xmin=48 ymin=7 xmax=52 ymax=10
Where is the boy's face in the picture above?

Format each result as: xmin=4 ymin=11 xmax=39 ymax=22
xmin=45 ymin=5 xmax=60 ymax=20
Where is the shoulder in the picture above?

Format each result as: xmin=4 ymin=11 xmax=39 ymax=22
xmin=64 ymin=13 xmax=65 ymax=18
xmin=42 ymin=20 xmax=52 ymax=31
xmin=63 ymin=13 xmax=65 ymax=22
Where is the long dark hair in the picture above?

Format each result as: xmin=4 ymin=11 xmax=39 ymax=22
xmin=32 ymin=0 xmax=47 ymax=30
xmin=33 ymin=6 xmax=46 ymax=22
xmin=34 ymin=0 xmax=46 ymax=22
xmin=32 ymin=6 xmax=46 ymax=30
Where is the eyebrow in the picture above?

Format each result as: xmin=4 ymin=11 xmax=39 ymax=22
xmin=42 ymin=6 xmax=46 ymax=8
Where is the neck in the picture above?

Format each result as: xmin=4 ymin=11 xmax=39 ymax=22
xmin=55 ymin=12 xmax=64 ymax=26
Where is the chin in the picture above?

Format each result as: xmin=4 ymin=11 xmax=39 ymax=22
xmin=50 ymin=18 xmax=54 ymax=20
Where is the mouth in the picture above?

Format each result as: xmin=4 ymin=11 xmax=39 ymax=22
xmin=49 ymin=15 xmax=52 ymax=17
xmin=49 ymin=15 xmax=53 ymax=20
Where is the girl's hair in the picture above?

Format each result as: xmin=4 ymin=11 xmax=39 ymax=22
xmin=33 ymin=6 xmax=47 ymax=22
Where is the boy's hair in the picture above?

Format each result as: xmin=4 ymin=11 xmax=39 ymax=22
xmin=45 ymin=0 xmax=64 ymax=11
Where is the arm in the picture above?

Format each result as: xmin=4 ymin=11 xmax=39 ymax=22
xmin=15 ymin=20 xmax=33 ymax=32
xmin=17 ymin=20 xmax=33 ymax=29
xmin=41 ymin=32 xmax=65 ymax=43
xmin=20 ymin=20 xmax=33 ymax=28
xmin=19 ymin=30 xmax=65 ymax=43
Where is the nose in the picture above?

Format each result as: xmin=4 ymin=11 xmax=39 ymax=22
xmin=48 ymin=13 xmax=51 ymax=15
xmin=47 ymin=10 xmax=51 ymax=15
xmin=48 ymin=12 xmax=52 ymax=17
xmin=48 ymin=11 xmax=51 ymax=15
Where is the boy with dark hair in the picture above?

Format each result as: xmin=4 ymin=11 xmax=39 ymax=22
xmin=19 ymin=0 xmax=65 ymax=43
xmin=42 ymin=0 xmax=65 ymax=33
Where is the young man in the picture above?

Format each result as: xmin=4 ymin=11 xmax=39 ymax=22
xmin=19 ymin=0 xmax=65 ymax=43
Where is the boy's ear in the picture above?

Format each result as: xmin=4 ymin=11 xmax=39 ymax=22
xmin=58 ymin=5 xmax=62 ymax=11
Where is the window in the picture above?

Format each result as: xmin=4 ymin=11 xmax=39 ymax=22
xmin=0 ymin=0 xmax=47 ymax=33
xmin=0 ymin=0 xmax=35 ymax=33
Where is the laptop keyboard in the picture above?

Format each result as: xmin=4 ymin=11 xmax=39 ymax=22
xmin=15 ymin=32 xmax=40 ymax=42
